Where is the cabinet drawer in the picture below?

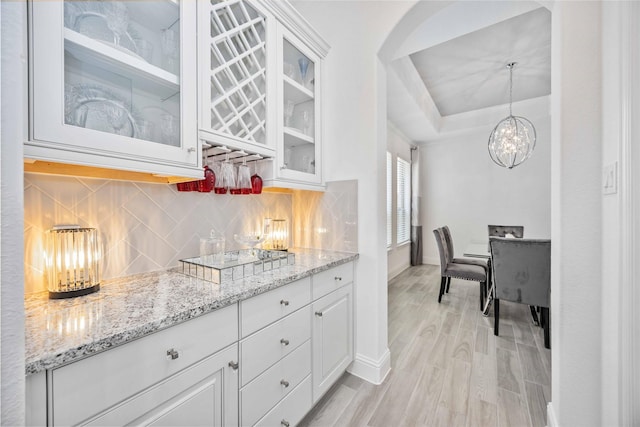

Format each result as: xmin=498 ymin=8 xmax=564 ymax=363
xmin=84 ymin=344 xmax=238 ymax=427
xmin=51 ymin=304 xmax=238 ymax=426
xmin=240 ymin=340 xmax=311 ymax=427
xmin=240 ymin=305 xmax=311 ymax=385
xmin=254 ymin=375 xmax=312 ymax=427
xmin=240 ymin=277 xmax=311 ymax=337
xmin=312 ymin=262 xmax=353 ymax=300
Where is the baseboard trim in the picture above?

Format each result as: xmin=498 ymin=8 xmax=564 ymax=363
xmin=388 ymin=264 xmax=409 ymax=280
xmin=423 ymin=256 xmax=439 ymax=266
xmin=547 ymin=401 xmax=559 ymax=427
xmin=347 ymin=349 xmax=391 ymax=385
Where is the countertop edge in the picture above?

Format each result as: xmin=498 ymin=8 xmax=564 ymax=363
xmin=26 ymin=251 xmax=359 ymax=375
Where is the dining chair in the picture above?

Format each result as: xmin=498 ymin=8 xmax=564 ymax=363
xmin=442 ymin=226 xmax=489 ymax=294
xmin=489 ymin=237 xmax=551 ymax=349
xmin=488 ymin=224 xmax=524 ymax=238
xmin=433 ymin=227 xmax=487 ymax=310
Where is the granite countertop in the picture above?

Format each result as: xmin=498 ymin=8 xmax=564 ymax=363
xmin=25 ymin=248 xmax=358 ymax=375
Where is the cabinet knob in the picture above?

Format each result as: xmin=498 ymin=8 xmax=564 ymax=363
xmin=188 ymin=147 xmax=196 ymax=153
xmin=280 ymin=299 xmax=290 ymax=306
xmin=228 ymin=361 xmax=239 ymax=371
xmin=281 ymin=420 xmax=290 ymax=427
xmin=166 ymin=349 xmax=179 ymax=360
xmin=280 ymin=338 xmax=290 ymax=346
xmin=315 ymin=311 xmax=323 ymax=317
xmin=335 ymin=276 xmax=342 ymax=281
xmin=280 ymin=379 xmax=290 ymax=388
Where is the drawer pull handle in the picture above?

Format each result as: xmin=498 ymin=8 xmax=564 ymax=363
xmin=280 ymin=379 xmax=290 ymax=388
xmin=315 ymin=311 xmax=323 ymax=317
xmin=228 ymin=361 xmax=239 ymax=371
xmin=280 ymin=338 xmax=290 ymax=346
xmin=166 ymin=349 xmax=179 ymax=360
xmin=280 ymin=299 xmax=290 ymax=306
xmin=335 ymin=276 xmax=343 ymax=281
xmin=281 ymin=420 xmax=290 ymax=427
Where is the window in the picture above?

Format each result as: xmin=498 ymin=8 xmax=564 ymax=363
xmin=396 ymin=157 xmax=411 ymax=245
xmin=386 ymin=152 xmax=392 ymax=247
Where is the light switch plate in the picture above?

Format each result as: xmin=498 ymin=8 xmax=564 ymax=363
xmin=603 ymin=162 xmax=618 ymax=195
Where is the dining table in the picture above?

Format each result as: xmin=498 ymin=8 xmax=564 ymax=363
xmin=463 ymin=242 xmax=493 ymax=315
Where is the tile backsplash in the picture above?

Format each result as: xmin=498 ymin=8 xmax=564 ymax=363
xmin=24 ymin=174 xmax=358 ymax=295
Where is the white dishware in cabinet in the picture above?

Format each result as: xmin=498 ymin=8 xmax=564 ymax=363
xmin=27 ymin=0 xmax=201 ymax=179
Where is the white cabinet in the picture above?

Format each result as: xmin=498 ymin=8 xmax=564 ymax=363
xmin=48 ymin=305 xmax=238 ymax=426
xmin=273 ymin=25 xmax=322 ymax=186
xmin=26 ymin=0 xmax=202 ymax=179
xmin=196 ymin=0 xmax=276 ymax=158
xmin=312 ymin=284 xmax=354 ymax=403
xmin=198 ymin=0 xmax=329 ymax=190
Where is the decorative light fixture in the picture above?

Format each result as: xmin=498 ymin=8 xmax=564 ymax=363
xmin=44 ymin=225 xmax=101 ymax=299
xmin=488 ymin=62 xmax=537 ymax=169
xmin=270 ymin=219 xmax=289 ymax=251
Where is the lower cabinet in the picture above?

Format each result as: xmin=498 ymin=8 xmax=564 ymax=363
xmin=85 ymin=344 xmax=238 ymax=427
xmin=26 ymin=261 xmax=356 ymax=427
xmin=311 ymin=284 xmax=354 ymax=403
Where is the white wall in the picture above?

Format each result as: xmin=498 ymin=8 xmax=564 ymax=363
xmin=549 ymin=2 xmax=603 ymax=426
xmin=421 ymin=111 xmax=551 ymax=265
xmin=291 ymin=0 xmax=414 ymax=383
xmin=387 ymin=122 xmax=413 ymax=279
xmin=1 ymin=2 xmax=26 ymax=424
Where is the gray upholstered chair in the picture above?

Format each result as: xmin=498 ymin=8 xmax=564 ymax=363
xmin=489 ymin=237 xmax=551 ymax=348
xmin=442 ymin=226 xmax=489 ymax=294
xmin=433 ymin=227 xmax=487 ymax=310
xmin=488 ymin=225 xmax=524 ymax=238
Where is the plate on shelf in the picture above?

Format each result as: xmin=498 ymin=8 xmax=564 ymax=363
xmin=65 ymin=85 xmax=139 ymax=138
xmin=65 ymin=2 xmax=144 ymax=62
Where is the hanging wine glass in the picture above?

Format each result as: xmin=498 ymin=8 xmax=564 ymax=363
xmin=251 ymin=160 xmax=263 ymax=194
xmin=238 ymin=157 xmax=252 ymax=194
xmin=213 ymin=160 xmax=226 ymax=194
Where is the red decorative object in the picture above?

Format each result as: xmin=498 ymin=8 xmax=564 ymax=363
xmin=198 ymin=166 xmax=215 ymax=192
xmin=251 ymin=173 xmax=263 ymax=194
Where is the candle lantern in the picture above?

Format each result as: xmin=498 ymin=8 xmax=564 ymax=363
xmin=45 ymin=225 xmax=101 ymax=299
xmin=271 ymin=219 xmax=288 ymax=251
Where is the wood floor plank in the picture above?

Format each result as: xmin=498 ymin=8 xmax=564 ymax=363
xmin=497 ymin=347 xmax=523 ymax=395
xmin=442 ymin=311 xmax=462 ymax=335
xmin=495 ymin=323 xmax=518 ymax=352
xmin=368 ymin=368 xmax=421 ymax=427
xmin=497 ymin=387 xmax=532 ymax=427
xmin=466 ymin=399 xmax=497 ymax=427
xmin=428 ymin=331 xmax=455 ymax=369
xmin=432 ymin=406 xmax=467 ymax=427
xmin=517 ymin=343 xmax=550 ymax=386
xmin=402 ymin=364 xmax=445 ymax=426
xmin=300 ymin=384 xmax=356 ymax=427
xmin=469 ymin=352 xmax=498 ymax=404
xmin=437 ymin=358 xmax=471 ymax=415
xmin=524 ymin=381 xmax=548 ymax=427
xmin=337 ymin=380 xmax=391 ymax=427
xmin=452 ymin=328 xmax=475 ymax=363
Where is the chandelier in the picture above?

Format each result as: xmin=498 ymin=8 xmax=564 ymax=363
xmin=488 ymin=62 xmax=536 ymax=169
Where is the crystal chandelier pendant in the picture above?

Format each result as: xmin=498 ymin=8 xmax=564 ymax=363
xmin=488 ymin=63 xmax=537 ymax=169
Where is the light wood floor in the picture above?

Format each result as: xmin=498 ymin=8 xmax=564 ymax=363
xmin=299 ymin=264 xmax=551 ymax=427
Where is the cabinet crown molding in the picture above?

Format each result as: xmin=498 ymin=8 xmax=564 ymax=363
xmin=259 ymin=0 xmax=330 ymax=57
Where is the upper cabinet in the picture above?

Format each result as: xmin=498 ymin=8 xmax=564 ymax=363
xmin=276 ymin=25 xmax=322 ymax=186
xmin=197 ymin=0 xmax=275 ymax=158
xmin=199 ymin=0 xmax=329 ymax=190
xmin=26 ymin=0 xmax=202 ymax=180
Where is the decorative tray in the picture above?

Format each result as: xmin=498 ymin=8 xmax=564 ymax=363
xmin=179 ymin=249 xmax=295 ymax=284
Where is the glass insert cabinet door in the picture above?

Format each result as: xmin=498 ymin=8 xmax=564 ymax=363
xmin=28 ymin=0 xmax=199 ymax=170
xmin=279 ymin=25 xmax=321 ymax=183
